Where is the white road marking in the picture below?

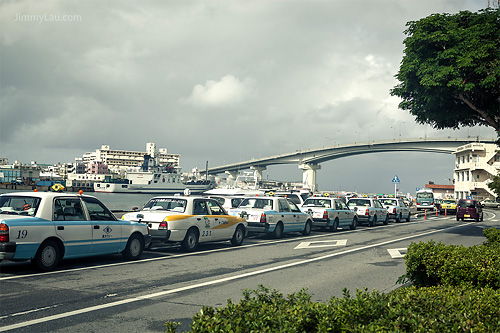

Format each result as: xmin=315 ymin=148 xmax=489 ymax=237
xmin=0 ymin=222 xmax=474 ymax=332
xmin=0 ymin=305 xmax=60 ymax=320
xmin=294 ymin=239 xmax=347 ymax=249
xmin=387 ymin=248 xmax=407 ymax=258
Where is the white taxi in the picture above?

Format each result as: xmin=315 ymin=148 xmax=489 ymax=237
xmin=122 ymin=196 xmax=247 ymax=252
xmin=346 ymin=197 xmax=388 ymax=227
xmin=0 ymin=191 xmax=151 ymax=271
xmin=378 ymin=198 xmax=411 ymax=222
xmin=228 ymin=196 xmax=313 ymax=238
xmin=301 ymin=196 xmax=358 ymax=231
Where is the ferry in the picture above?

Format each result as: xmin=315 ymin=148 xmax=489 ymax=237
xmin=94 ymin=156 xmax=212 ymax=194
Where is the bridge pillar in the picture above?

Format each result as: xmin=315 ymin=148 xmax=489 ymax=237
xmin=225 ymin=170 xmax=238 ymax=182
xmin=250 ymin=166 xmax=266 ymax=181
xmin=299 ymin=163 xmax=321 ymax=192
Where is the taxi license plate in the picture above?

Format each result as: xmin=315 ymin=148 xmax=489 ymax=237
xmin=464 ymin=214 xmax=470 ymax=217
xmin=250 ymin=215 xmax=260 ymax=221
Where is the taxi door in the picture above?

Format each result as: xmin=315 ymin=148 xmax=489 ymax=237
xmin=81 ymin=197 xmax=122 ymax=254
xmin=336 ymin=200 xmax=352 ymax=226
xmin=206 ymin=199 xmax=231 ymax=240
xmin=53 ymin=197 xmax=93 ymax=257
xmin=278 ymin=199 xmax=299 ymax=232
xmin=192 ymin=199 xmax=216 ymax=242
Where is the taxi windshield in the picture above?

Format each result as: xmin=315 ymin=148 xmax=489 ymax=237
xmin=143 ymin=198 xmax=187 ymax=213
xmin=0 ymin=196 xmax=41 ymax=216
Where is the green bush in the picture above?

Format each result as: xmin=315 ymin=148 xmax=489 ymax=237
xmin=403 ymin=228 xmax=500 ymax=289
xmin=167 ymin=285 xmax=500 ymax=332
xmin=484 ymin=227 xmax=500 ymax=246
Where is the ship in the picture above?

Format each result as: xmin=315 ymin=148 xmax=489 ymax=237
xmin=94 ymin=155 xmax=212 ymax=194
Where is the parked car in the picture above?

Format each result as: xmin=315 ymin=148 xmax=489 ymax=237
xmin=378 ymin=198 xmax=411 ymax=222
xmin=439 ymin=199 xmax=457 ymax=214
xmin=228 ymin=196 xmax=313 ymax=238
xmin=456 ymin=199 xmax=483 ymax=222
xmin=346 ymin=198 xmax=388 ymax=226
xmin=301 ymin=196 xmax=358 ymax=231
xmin=480 ymin=198 xmax=500 ymax=209
xmin=0 ymin=191 xmax=151 ymax=271
xmin=122 ymin=196 xmax=247 ymax=251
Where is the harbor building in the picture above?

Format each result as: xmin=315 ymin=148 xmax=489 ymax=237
xmin=82 ymin=143 xmax=180 ymax=173
xmin=453 ymin=142 xmax=500 ymax=200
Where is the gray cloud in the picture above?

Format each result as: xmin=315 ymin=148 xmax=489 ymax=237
xmin=1 ymin=0 xmax=495 ymax=193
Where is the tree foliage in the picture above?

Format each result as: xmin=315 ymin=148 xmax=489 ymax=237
xmin=391 ymin=9 xmax=500 ymax=135
xmin=488 ymin=172 xmax=500 ymax=197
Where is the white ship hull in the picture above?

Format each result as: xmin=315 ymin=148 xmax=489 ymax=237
xmin=94 ymin=182 xmax=211 ymax=194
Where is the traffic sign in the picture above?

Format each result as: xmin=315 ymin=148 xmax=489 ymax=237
xmin=392 ymin=175 xmax=400 ymax=183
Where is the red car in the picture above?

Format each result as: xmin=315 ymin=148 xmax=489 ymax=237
xmin=456 ymin=199 xmax=483 ymax=222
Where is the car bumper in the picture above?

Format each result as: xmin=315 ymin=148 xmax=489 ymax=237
xmin=150 ymin=229 xmax=171 ymax=243
xmin=311 ymin=218 xmax=330 ymax=228
xmin=0 ymin=242 xmax=16 ymax=260
xmin=247 ymin=222 xmax=271 ymax=233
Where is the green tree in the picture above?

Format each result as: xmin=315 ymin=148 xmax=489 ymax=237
xmin=488 ymin=172 xmax=500 ymax=197
xmin=391 ymin=9 xmax=500 ymax=137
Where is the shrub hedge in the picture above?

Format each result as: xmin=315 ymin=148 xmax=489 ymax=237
xmin=402 ymin=227 xmax=500 ymax=288
xmin=165 ymin=228 xmax=500 ymax=332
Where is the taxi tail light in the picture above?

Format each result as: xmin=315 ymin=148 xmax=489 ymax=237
xmin=392 ymin=208 xmax=397 ymax=214
xmin=365 ymin=209 xmax=370 ymax=216
xmin=158 ymin=221 xmax=168 ymax=230
xmin=323 ymin=211 xmax=328 ymax=219
xmin=0 ymin=224 xmax=9 ymax=242
xmin=260 ymin=213 xmax=267 ymax=223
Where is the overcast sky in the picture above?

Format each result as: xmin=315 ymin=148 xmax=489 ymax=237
xmin=1 ymin=0 xmax=497 ymax=194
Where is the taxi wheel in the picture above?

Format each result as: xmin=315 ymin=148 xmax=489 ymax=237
xmin=396 ymin=213 xmax=401 ymax=223
xmin=330 ymin=218 xmax=339 ymax=232
xmin=33 ymin=240 xmax=60 ymax=272
xmin=231 ymin=225 xmax=245 ymax=246
xmin=273 ymin=223 xmax=284 ymax=239
xmin=181 ymin=228 xmax=199 ymax=252
xmin=349 ymin=216 xmax=357 ymax=230
xmin=383 ymin=214 xmax=389 ymax=225
xmin=302 ymin=221 xmax=312 ymax=236
xmin=122 ymin=234 xmax=144 ymax=260
xmin=370 ymin=215 xmax=377 ymax=227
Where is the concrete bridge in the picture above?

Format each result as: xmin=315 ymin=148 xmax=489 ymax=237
xmin=205 ymin=137 xmax=496 ymax=191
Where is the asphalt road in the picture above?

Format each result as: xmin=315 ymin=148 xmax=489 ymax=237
xmin=1 ymin=208 xmax=499 ymax=332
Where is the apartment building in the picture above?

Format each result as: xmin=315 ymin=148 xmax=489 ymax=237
xmin=82 ymin=143 xmax=180 ymax=173
xmin=453 ymin=142 xmax=500 ymax=200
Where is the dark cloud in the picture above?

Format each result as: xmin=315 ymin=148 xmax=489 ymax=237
xmin=0 ymin=0 xmax=494 ymax=192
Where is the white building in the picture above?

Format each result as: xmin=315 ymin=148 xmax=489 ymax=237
xmin=82 ymin=143 xmax=180 ymax=173
xmin=453 ymin=142 xmax=500 ymax=200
